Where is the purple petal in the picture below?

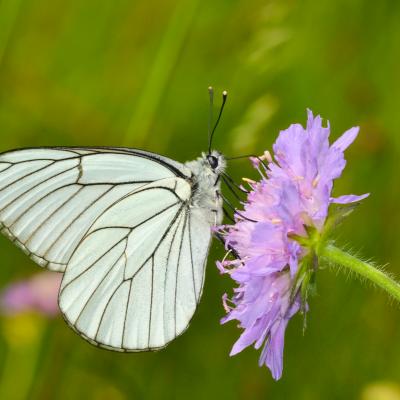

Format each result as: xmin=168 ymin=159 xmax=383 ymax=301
xmin=306 ymin=109 xmax=314 ymax=130
xmin=317 ymin=145 xmax=348 ymax=185
xmin=332 ymin=127 xmax=359 ymax=151
xmin=331 ymin=193 xmax=369 ymax=204
xmin=307 ymin=112 xmax=330 ymax=158
xmin=273 ymin=124 xmax=307 ymax=178
xmin=230 ymin=327 xmax=260 ymax=356
xmin=259 ymin=320 xmax=288 ymax=380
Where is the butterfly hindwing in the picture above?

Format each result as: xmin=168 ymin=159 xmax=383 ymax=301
xmin=59 ymin=178 xmax=211 ymax=350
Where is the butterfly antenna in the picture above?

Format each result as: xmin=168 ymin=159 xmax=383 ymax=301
xmin=207 ymin=86 xmax=214 ymax=152
xmin=208 ymin=89 xmax=227 ymax=155
xmin=226 ymin=154 xmax=269 ymax=170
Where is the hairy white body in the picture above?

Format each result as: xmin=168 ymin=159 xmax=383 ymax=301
xmin=185 ymin=150 xmax=225 ymax=227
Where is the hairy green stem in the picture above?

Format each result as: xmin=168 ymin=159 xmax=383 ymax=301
xmin=320 ymin=244 xmax=400 ymax=302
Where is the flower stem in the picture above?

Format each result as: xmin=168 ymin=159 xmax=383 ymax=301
xmin=320 ymin=244 xmax=400 ymax=302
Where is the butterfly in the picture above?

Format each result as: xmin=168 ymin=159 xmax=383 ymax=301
xmin=0 ymin=89 xmax=230 ymax=352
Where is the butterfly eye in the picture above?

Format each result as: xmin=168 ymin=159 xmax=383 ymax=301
xmin=207 ymin=155 xmax=219 ymax=170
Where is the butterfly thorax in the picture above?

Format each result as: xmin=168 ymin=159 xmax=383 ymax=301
xmin=185 ymin=151 xmax=225 ymax=225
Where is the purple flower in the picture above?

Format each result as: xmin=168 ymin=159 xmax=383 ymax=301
xmin=217 ymin=110 xmax=368 ymax=380
xmin=0 ymin=272 xmax=62 ymax=316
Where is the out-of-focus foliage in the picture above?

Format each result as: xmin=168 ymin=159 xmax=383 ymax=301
xmin=0 ymin=0 xmax=399 ymax=399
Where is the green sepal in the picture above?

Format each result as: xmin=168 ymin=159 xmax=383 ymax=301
xmin=290 ymin=251 xmax=318 ymax=305
xmin=321 ymin=203 xmax=359 ymax=242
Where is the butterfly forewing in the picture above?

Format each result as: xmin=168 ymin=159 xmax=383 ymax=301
xmin=0 ymin=148 xmax=190 ymax=272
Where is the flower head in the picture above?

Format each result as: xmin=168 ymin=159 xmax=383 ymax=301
xmin=0 ymin=272 xmax=62 ymax=316
xmin=217 ymin=110 xmax=368 ymax=380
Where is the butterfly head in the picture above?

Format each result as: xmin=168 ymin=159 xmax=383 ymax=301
xmin=185 ymin=151 xmax=225 ymax=187
xmin=205 ymin=150 xmax=226 ymax=175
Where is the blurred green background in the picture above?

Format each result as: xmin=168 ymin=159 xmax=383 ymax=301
xmin=0 ymin=0 xmax=400 ymax=399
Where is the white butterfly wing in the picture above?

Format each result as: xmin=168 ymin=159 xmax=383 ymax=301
xmin=0 ymin=147 xmax=190 ymax=271
xmin=59 ymin=178 xmax=212 ymax=350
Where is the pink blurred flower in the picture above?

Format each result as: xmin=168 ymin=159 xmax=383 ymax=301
xmin=0 ymin=272 xmax=62 ymax=316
